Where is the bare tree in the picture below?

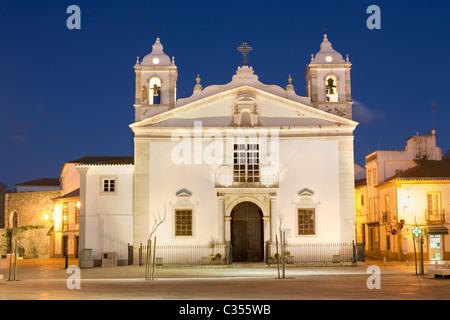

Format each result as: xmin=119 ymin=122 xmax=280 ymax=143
xmin=148 ymin=206 xmax=167 ymax=240
xmin=146 ymin=205 xmax=166 ymax=280
xmin=277 ymin=211 xmax=284 ymax=238
xmin=277 ymin=211 xmax=286 ymax=278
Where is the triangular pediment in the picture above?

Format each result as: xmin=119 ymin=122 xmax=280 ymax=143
xmin=130 ymin=85 xmax=357 ymax=132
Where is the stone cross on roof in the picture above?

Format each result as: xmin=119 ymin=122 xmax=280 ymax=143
xmin=238 ymin=42 xmax=252 ymax=65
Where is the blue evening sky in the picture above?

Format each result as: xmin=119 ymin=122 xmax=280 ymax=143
xmin=0 ymin=0 xmax=449 ymax=189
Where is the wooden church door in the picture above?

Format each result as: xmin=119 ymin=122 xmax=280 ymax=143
xmin=231 ymin=202 xmax=263 ymax=262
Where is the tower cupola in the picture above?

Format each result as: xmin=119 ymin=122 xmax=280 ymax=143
xmin=134 ymin=37 xmax=178 ymax=121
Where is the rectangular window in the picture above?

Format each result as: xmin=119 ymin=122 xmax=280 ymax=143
xmin=75 ymin=203 xmax=80 ymax=224
xmin=368 ymin=170 xmax=372 ymax=186
xmin=374 ymin=197 xmax=379 ymax=220
xmin=103 ymin=179 xmax=116 ymax=192
xmin=175 ymin=209 xmax=193 ymax=236
xmin=233 ymin=144 xmax=260 ymax=184
xmin=373 ymin=168 xmax=377 ymax=185
xmin=385 ymin=194 xmax=390 ymax=213
xmin=427 ymin=192 xmax=442 ymax=222
xmin=62 ymin=202 xmax=69 ymax=231
xmin=298 ymin=208 xmax=315 ymax=235
xmin=361 ymin=195 xmax=365 ymax=206
xmin=427 ymin=192 xmax=441 ymax=214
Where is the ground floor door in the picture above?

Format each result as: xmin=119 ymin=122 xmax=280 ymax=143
xmin=429 ymin=235 xmax=442 ymax=260
xmin=62 ymin=235 xmax=68 ymax=257
xmin=231 ymin=202 xmax=263 ymax=262
xmin=74 ymin=236 xmax=79 ymax=258
xmin=367 ymin=223 xmax=380 ymax=255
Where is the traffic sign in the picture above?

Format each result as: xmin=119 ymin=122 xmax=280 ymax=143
xmin=391 ymin=228 xmax=397 ymax=236
xmin=390 ymin=219 xmax=396 ymax=226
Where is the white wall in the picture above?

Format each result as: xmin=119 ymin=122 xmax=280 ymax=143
xmin=60 ymin=163 xmax=81 ymax=194
xmin=81 ymin=165 xmax=134 ymax=262
xmin=277 ymin=138 xmax=342 ymax=243
xmin=144 ymin=135 xmax=347 ymax=245
xmin=148 ymin=141 xmax=219 ymax=245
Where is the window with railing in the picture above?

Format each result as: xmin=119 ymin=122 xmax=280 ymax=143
xmin=62 ymin=202 xmax=69 ymax=231
xmin=75 ymin=203 xmax=80 ymax=224
xmin=426 ymin=192 xmax=444 ymax=223
xmin=383 ymin=194 xmax=390 ymax=223
xmin=374 ymin=197 xmax=380 ymax=221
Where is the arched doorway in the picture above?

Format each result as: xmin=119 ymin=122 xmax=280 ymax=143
xmin=231 ymin=202 xmax=263 ymax=262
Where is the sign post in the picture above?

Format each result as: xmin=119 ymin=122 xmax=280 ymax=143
xmin=390 ymin=219 xmax=397 ymax=259
xmin=419 ymin=235 xmax=424 ymax=275
xmin=412 ymin=226 xmax=422 ymax=275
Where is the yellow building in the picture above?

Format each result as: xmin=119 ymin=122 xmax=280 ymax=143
xmin=376 ymin=159 xmax=450 ymax=261
xmin=50 ymin=189 xmax=80 ymax=258
xmin=355 ymin=132 xmax=449 ymax=261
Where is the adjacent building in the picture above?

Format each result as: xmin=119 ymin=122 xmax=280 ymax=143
xmin=2 ymin=189 xmax=62 ymax=258
xmin=355 ymin=131 xmax=450 ymax=261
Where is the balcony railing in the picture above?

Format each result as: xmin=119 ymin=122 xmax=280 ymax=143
xmin=426 ymin=209 xmax=446 ymax=223
xmin=215 ymin=165 xmax=279 ymax=188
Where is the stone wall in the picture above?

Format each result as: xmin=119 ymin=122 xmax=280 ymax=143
xmin=2 ymin=190 xmax=61 ymax=258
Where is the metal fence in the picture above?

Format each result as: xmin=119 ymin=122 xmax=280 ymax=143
xmin=139 ymin=243 xmax=229 ymax=266
xmin=136 ymin=241 xmax=364 ymax=266
xmin=267 ymin=242 xmax=357 ymax=265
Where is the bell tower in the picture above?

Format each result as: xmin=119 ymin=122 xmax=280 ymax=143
xmin=305 ymin=32 xmax=353 ymax=120
xmin=134 ymin=37 xmax=178 ymax=121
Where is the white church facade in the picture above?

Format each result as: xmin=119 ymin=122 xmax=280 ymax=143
xmin=77 ymin=34 xmax=358 ymax=266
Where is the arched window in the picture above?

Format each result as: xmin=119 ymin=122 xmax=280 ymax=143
xmin=149 ymin=77 xmax=162 ymax=105
xmin=240 ymin=110 xmax=252 ymax=127
xmin=12 ymin=211 xmax=18 ymax=228
xmin=295 ymin=189 xmax=318 ymax=236
xmin=325 ymin=75 xmax=338 ymax=102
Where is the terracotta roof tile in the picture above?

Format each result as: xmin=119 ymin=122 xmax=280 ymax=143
xmin=394 ymin=157 xmax=450 ymax=180
xmin=68 ymin=156 xmax=134 ymax=165
xmin=16 ymin=178 xmax=60 ymax=186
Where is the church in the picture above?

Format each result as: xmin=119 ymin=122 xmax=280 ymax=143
xmin=77 ymin=34 xmax=358 ymax=266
